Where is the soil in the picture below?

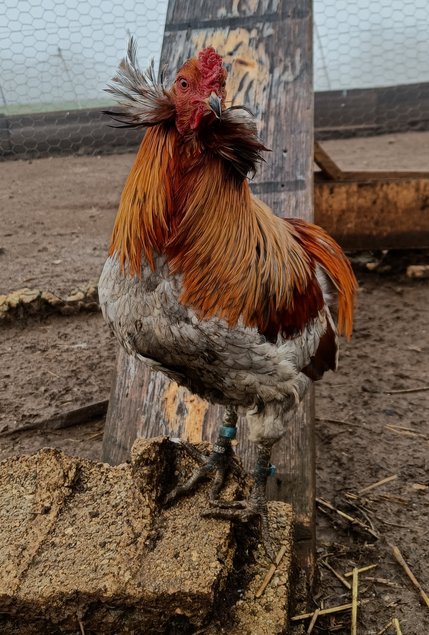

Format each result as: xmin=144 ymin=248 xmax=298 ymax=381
xmin=1 ymin=132 xmax=428 ymax=634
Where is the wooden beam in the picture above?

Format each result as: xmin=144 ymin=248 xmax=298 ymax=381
xmin=315 ymin=174 xmax=429 ymax=250
xmin=314 ymin=141 xmax=343 ymax=180
xmin=315 ymin=142 xmax=429 ymax=182
xmin=103 ymin=0 xmax=316 ymax=587
xmin=317 ymin=168 xmax=429 ymax=182
xmin=314 ymin=142 xmax=429 ymax=249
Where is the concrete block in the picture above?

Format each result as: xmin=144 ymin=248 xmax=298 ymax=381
xmin=0 ymin=437 xmax=293 ymax=634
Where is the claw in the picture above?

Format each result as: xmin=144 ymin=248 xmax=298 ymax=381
xmin=202 ymin=497 xmax=276 ymax=561
xmin=166 ymin=433 xmax=278 ymax=561
xmin=164 ymin=439 xmax=242 ymax=505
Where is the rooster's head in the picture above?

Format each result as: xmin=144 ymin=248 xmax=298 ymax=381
xmin=171 ymin=48 xmax=228 ymax=134
xmin=105 ymin=40 xmax=229 ymax=135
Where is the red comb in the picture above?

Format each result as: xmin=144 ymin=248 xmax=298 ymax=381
xmin=197 ymin=47 xmax=223 ymax=76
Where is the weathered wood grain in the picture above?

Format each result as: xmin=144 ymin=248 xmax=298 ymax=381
xmin=103 ymin=0 xmax=315 ymax=583
xmin=315 ymin=141 xmax=429 ymax=182
xmin=315 ymin=174 xmax=429 ymax=250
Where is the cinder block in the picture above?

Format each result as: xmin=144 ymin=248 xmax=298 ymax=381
xmin=0 ymin=437 xmax=293 ymax=634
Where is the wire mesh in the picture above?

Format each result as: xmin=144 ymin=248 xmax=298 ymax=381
xmin=1 ymin=0 xmax=428 ymax=159
xmin=0 ymin=0 xmax=168 ymax=159
xmin=314 ymin=0 xmax=429 ymax=138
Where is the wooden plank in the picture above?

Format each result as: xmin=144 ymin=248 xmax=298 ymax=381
xmin=317 ymin=167 xmax=429 ymax=182
xmin=0 ymin=400 xmax=109 ymax=436
xmin=314 ymin=143 xmax=429 ymax=249
xmin=102 ymin=0 xmax=315 ymax=584
xmin=314 ymin=141 xmax=343 ymax=179
xmin=315 ymin=174 xmax=429 ymax=250
xmin=315 ymin=142 xmax=429 ymax=182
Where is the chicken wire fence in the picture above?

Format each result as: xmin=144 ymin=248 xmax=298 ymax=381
xmin=0 ymin=0 xmax=168 ymax=159
xmin=314 ymin=0 xmax=429 ymax=139
xmin=1 ymin=0 xmax=428 ymax=159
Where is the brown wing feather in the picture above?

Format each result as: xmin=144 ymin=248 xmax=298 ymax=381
xmin=285 ymin=219 xmax=358 ymax=337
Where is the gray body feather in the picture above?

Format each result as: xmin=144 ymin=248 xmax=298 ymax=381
xmin=99 ymin=254 xmax=335 ymax=442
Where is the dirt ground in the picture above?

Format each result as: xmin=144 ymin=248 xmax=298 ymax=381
xmin=1 ymin=132 xmax=428 ymax=634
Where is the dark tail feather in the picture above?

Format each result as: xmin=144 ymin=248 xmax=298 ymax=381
xmin=302 ymin=317 xmax=338 ymax=380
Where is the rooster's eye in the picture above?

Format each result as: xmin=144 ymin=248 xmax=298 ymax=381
xmin=179 ymin=79 xmax=188 ymax=89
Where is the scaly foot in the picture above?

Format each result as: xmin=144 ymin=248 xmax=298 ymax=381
xmin=164 ymin=438 xmax=243 ymax=504
xmin=202 ymin=444 xmax=278 ymax=560
xmin=165 ymin=407 xmax=241 ymax=503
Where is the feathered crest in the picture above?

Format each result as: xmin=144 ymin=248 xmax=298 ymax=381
xmin=104 ymin=37 xmax=175 ymax=127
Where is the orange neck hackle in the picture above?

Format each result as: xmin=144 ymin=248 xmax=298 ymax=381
xmin=109 ymin=126 xmax=175 ymax=273
xmin=109 ymin=124 xmax=357 ymax=339
xmin=109 ymin=126 xmax=320 ymax=336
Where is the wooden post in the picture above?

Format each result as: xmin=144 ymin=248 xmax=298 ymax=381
xmin=103 ymin=0 xmax=315 ymax=585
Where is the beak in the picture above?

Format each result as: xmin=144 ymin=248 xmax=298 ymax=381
xmin=207 ymin=92 xmax=222 ymax=119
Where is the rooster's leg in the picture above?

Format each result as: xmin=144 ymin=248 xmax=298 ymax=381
xmin=202 ymin=439 xmax=276 ymax=560
xmin=165 ymin=406 xmax=241 ymax=504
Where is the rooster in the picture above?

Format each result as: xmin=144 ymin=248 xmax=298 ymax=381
xmin=99 ymin=40 xmax=357 ymax=556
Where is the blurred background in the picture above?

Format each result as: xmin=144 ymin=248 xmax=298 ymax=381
xmin=1 ymin=0 xmax=428 ymax=157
